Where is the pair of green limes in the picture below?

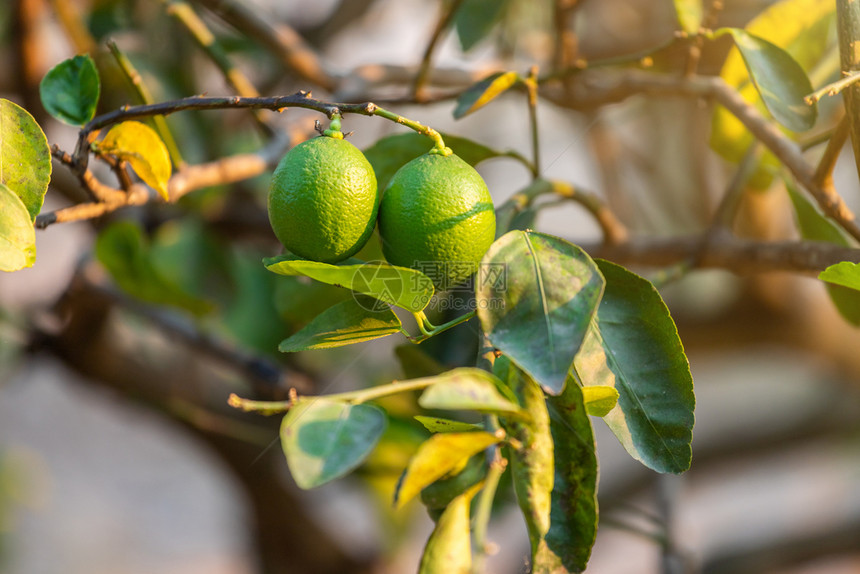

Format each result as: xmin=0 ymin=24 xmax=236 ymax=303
xmin=267 ymin=133 xmax=496 ymax=290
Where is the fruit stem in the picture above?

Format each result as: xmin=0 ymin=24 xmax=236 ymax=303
xmin=323 ymin=112 xmax=344 ymax=138
xmin=372 ymin=106 xmax=452 ymax=155
xmin=408 ymin=310 xmax=477 ymax=343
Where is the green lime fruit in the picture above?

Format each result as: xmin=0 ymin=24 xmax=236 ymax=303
xmin=268 ymin=135 xmax=379 ymax=263
xmin=378 ymin=152 xmax=495 ymax=290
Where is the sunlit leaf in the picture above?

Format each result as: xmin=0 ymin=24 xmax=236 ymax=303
xmin=96 ymin=121 xmax=172 ymax=200
xmin=417 ymin=367 xmax=525 ymax=417
xmin=453 ymin=71 xmax=519 ymax=119
xmin=394 ymin=431 xmax=500 ymax=508
xmin=281 ymin=398 xmax=387 ymax=489
xmin=819 ymin=261 xmax=860 ymax=291
xmin=0 ymin=99 xmax=51 ymax=221
xmin=572 ymin=260 xmax=694 ymax=474
xmin=39 ymin=54 xmax=100 ymax=126
xmin=476 ymin=230 xmax=605 ymax=395
xmin=278 ymin=296 xmax=402 ymax=351
xmin=420 ymin=453 xmax=487 ymax=510
xmin=264 ymin=255 xmax=434 ymax=312
xmin=0 ymin=184 xmax=36 ymax=271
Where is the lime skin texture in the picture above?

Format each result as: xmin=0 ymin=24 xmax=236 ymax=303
xmin=379 ymin=152 xmax=496 ymax=291
xmin=268 ymin=135 xmax=379 ymax=264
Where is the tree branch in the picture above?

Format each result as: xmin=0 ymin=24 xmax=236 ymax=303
xmin=588 ymin=234 xmax=860 ymax=275
xmin=37 ymin=133 xmax=291 ymax=228
xmin=543 ymin=70 xmax=860 ymax=243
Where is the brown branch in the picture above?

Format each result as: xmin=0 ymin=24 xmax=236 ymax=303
xmin=549 ymin=180 xmax=629 ymax=244
xmin=189 ymin=0 xmax=336 ymax=91
xmin=37 ymin=134 xmax=291 ymax=229
xmin=543 ymin=70 xmax=860 ymax=243
xmin=588 ymin=234 xmax=860 ymax=275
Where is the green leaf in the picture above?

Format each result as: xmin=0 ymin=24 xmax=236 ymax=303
xmin=281 ymin=398 xmax=387 ymax=489
xmin=545 ymin=374 xmax=599 ymax=572
xmin=715 ymin=28 xmax=816 ymax=132
xmin=278 ymin=296 xmax=402 ymax=352
xmin=418 ymin=483 xmax=480 ymax=574
xmin=453 ymin=71 xmax=520 ymax=119
xmin=364 ymin=132 xmax=505 ymax=190
xmin=0 ymin=184 xmax=36 ymax=271
xmin=819 ymin=261 xmax=860 ymax=291
xmin=710 ymin=0 xmax=835 ymax=187
xmin=420 ymin=452 xmax=487 ymax=510
xmin=417 ymin=367 xmax=526 ymax=417
xmin=674 ymin=0 xmax=703 ymax=35
xmin=264 ymin=255 xmax=434 ymax=312
xmin=582 ymin=385 xmax=619 ymax=417
xmin=476 ymin=230 xmax=605 ymax=395
xmin=414 ymin=416 xmax=482 ymax=434
xmin=95 ymin=221 xmax=213 ymax=315
xmin=454 ymin=0 xmax=509 ymax=51
xmin=96 ymin=121 xmax=172 ymax=199
xmin=0 ymin=99 xmax=52 ymax=221
xmin=39 ymin=54 xmax=100 ymax=126
xmin=573 ymin=260 xmax=695 ymax=474
xmin=494 ymin=357 xmax=554 ymax=565
xmin=394 ymin=431 xmax=500 ymax=508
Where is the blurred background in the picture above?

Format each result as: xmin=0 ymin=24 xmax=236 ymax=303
xmin=1 ymin=0 xmax=860 ymax=572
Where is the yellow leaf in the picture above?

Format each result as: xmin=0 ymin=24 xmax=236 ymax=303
xmin=98 ymin=121 xmax=172 ymax=200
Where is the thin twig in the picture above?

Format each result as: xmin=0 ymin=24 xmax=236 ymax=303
xmin=37 ymin=134 xmax=290 ymax=228
xmin=805 ymin=70 xmax=860 ymax=104
xmin=413 ymin=0 xmax=465 ymax=102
